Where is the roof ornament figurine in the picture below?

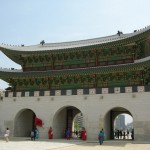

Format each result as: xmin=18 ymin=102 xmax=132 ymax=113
xmin=117 ymin=30 xmax=123 ymax=36
xmin=40 ymin=40 xmax=45 ymax=46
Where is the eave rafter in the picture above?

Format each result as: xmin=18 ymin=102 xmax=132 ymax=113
xmin=0 ymin=60 xmax=149 ymax=80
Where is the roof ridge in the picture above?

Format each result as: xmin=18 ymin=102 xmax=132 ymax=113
xmin=0 ymin=25 xmax=150 ymax=52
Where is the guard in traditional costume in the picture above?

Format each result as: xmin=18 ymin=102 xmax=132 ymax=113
xmin=81 ymin=127 xmax=87 ymax=140
xmin=48 ymin=127 xmax=53 ymax=139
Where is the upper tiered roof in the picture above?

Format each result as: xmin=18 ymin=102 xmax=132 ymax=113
xmin=0 ymin=25 xmax=150 ymax=52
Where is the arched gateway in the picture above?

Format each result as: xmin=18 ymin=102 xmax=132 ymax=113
xmin=14 ymin=109 xmax=36 ymax=137
xmin=1 ymin=25 xmax=150 ymax=141
xmin=53 ymin=106 xmax=82 ymax=139
xmin=104 ymin=107 xmax=133 ymax=140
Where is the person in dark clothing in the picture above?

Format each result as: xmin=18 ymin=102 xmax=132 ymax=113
xmin=127 ymin=129 xmax=129 ymax=139
xmin=131 ymin=129 xmax=134 ymax=140
xmin=66 ymin=128 xmax=71 ymax=140
xmin=98 ymin=130 xmax=104 ymax=145
xmin=117 ymin=130 xmax=119 ymax=139
xmin=75 ymin=130 xmax=78 ymax=137
xmin=123 ymin=131 xmax=126 ymax=139
xmin=119 ymin=130 xmax=122 ymax=139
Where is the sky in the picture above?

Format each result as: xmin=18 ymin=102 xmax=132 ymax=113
xmin=0 ymin=0 xmax=150 ymax=90
xmin=122 ymin=114 xmax=133 ymax=125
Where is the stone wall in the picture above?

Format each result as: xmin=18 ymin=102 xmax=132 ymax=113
xmin=0 ymin=91 xmax=150 ymax=141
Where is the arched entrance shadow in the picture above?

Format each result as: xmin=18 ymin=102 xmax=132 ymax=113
xmin=52 ymin=106 xmax=82 ymax=139
xmin=104 ymin=107 xmax=134 ymax=140
xmin=14 ymin=109 xmax=36 ymax=137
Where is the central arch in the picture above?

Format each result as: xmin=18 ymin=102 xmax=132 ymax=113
xmin=53 ymin=106 xmax=82 ymax=139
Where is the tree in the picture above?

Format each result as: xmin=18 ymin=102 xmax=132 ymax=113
xmin=74 ymin=122 xmax=80 ymax=131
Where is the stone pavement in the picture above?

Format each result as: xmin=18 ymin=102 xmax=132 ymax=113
xmin=0 ymin=137 xmax=150 ymax=150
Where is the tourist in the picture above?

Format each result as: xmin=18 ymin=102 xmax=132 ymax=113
xmin=79 ymin=130 xmax=81 ymax=138
xmin=4 ymin=128 xmax=10 ymax=142
xmin=31 ymin=130 xmax=35 ymax=141
xmin=131 ymin=129 xmax=134 ymax=140
xmin=48 ymin=127 xmax=53 ymax=139
xmin=34 ymin=128 xmax=39 ymax=140
xmin=123 ymin=131 xmax=126 ymax=139
xmin=114 ymin=130 xmax=117 ymax=139
xmin=119 ymin=130 xmax=122 ymax=139
xmin=117 ymin=130 xmax=119 ymax=139
xmin=81 ymin=127 xmax=87 ymax=140
xmin=75 ymin=130 xmax=78 ymax=137
xmin=64 ymin=129 xmax=67 ymax=138
xmin=66 ymin=128 xmax=71 ymax=140
xmin=101 ymin=128 xmax=105 ymax=143
xmin=127 ymin=129 xmax=129 ymax=139
xmin=98 ymin=130 xmax=103 ymax=145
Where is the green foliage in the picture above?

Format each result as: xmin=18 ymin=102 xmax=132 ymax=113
xmin=74 ymin=122 xmax=80 ymax=131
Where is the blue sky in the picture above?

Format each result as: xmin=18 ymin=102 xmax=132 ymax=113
xmin=0 ymin=0 xmax=150 ymax=89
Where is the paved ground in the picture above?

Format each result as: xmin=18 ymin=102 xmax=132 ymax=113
xmin=0 ymin=137 xmax=150 ymax=150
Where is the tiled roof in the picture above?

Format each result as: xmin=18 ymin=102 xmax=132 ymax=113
xmin=0 ymin=26 xmax=150 ymax=52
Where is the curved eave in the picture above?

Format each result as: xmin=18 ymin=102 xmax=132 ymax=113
xmin=0 ymin=25 xmax=150 ymax=53
xmin=0 ymin=49 xmax=23 ymax=65
xmin=0 ymin=60 xmax=149 ymax=80
xmin=0 ymin=25 xmax=150 ymax=64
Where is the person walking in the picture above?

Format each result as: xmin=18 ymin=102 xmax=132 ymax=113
xmin=98 ymin=130 xmax=103 ymax=145
xmin=48 ymin=127 xmax=53 ymax=139
xmin=101 ymin=128 xmax=105 ymax=143
xmin=4 ymin=128 xmax=10 ymax=142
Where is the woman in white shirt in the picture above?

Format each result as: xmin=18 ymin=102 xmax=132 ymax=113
xmin=5 ymin=128 xmax=10 ymax=142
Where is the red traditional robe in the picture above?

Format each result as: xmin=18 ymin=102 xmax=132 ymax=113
xmin=81 ymin=130 xmax=87 ymax=140
xmin=48 ymin=129 xmax=53 ymax=139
